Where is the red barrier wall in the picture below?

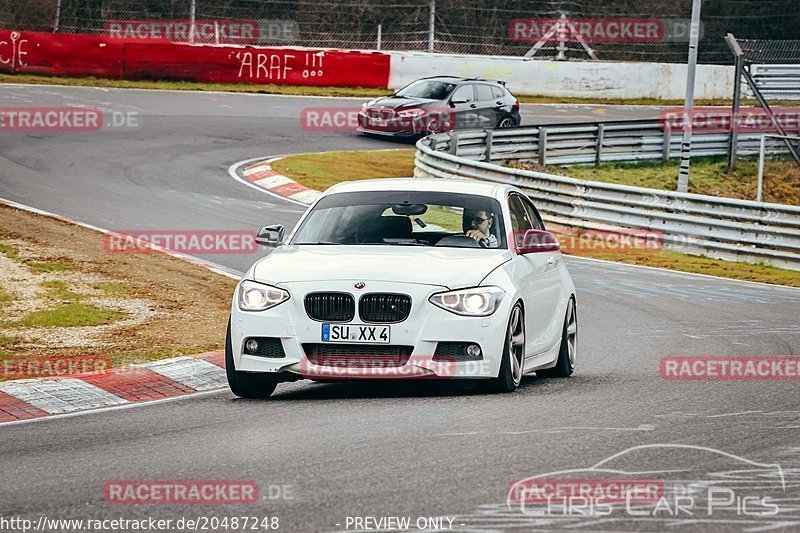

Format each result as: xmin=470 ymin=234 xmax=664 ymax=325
xmin=123 ymin=43 xmax=389 ymax=87
xmin=0 ymin=31 xmax=126 ymax=78
xmin=0 ymin=30 xmax=390 ymax=88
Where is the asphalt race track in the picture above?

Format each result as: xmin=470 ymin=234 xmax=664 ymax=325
xmin=1 ymin=85 xmax=799 ymax=532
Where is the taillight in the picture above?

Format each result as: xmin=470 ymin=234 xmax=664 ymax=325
xmin=514 ymin=100 xmax=520 ymax=110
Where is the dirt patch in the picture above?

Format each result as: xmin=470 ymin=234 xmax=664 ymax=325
xmin=0 ymin=204 xmax=237 ymax=370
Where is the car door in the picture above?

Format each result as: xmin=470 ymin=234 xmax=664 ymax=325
xmin=505 ymin=193 xmax=562 ymax=361
xmin=448 ymin=84 xmax=479 ymax=130
xmin=474 ymin=83 xmax=498 ymax=128
xmin=520 ymin=195 xmax=565 ymax=352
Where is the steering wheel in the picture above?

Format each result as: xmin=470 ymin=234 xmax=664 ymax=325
xmin=462 ymin=232 xmax=490 ymax=248
xmin=435 ymin=234 xmax=489 ymax=248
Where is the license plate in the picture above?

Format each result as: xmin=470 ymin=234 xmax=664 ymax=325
xmin=322 ymin=323 xmax=390 ymax=344
xmin=369 ymin=117 xmax=388 ymax=127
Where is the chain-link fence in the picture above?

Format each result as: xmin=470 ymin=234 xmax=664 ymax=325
xmin=3 ymin=0 xmax=800 ymax=64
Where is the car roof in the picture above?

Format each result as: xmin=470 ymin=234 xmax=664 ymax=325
xmin=325 ymin=177 xmax=511 ymax=198
xmin=416 ymin=76 xmax=506 ymax=86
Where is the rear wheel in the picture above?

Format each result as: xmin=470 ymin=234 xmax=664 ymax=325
xmin=497 ymin=116 xmax=516 ymax=128
xmin=538 ymin=297 xmax=577 ymax=378
xmin=225 ymin=320 xmax=278 ymax=398
xmin=488 ymin=303 xmax=525 ymax=393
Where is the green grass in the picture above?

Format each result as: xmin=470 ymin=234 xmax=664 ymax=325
xmin=0 ymin=241 xmax=18 ymax=260
xmin=271 ymin=149 xmax=416 ymax=191
xmin=93 ymin=282 xmax=129 ymax=295
xmin=0 ymin=333 xmax=16 ymax=346
xmin=0 ymin=288 xmax=11 ymax=303
xmin=40 ymin=281 xmax=81 ymax=301
xmin=27 ymin=261 xmax=75 ymax=273
xmin=532 ymin=156 xmax=800 ymax=205
xmin=5 ymin=73 xmax=789 ymax=107
xmin=13 ymin=303 xmax=122 ymax=328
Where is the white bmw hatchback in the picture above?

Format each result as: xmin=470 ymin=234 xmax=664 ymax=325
xmin=227 ymin=178 xmax=577 ymax=398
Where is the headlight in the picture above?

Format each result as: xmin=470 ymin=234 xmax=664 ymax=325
xmin=237 ymin=280 xmax=290 ymax=312
xmin=397 ymin=108 xmax=426 ymax=118
xmin=429 ymin=286 xmax=504 ymax=316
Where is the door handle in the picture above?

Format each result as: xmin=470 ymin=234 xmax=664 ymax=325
xmin=469 ymin=104 xmax=477 ymax=109
xmin=496 ymin=101 xmax=503 ymax=106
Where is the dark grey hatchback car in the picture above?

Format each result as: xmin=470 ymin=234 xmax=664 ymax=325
xmin=357 ymin=76 xmax=521 ymax=137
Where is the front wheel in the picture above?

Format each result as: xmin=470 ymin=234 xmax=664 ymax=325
xmin=225 ymin=320 xmax=278 ymax=398
xmin=487 ymin=303 xmax=525 ymax=392
xmin=538 ymin=297 xmax=576 ymax=378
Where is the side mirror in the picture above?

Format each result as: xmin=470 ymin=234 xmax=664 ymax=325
xmin=256 ymin=225 xmax=285 ymax=247
xmin=517 ymin=229 xmax=560 ymax=254
xmin=450 ymin=98 xmax=468 ymax=106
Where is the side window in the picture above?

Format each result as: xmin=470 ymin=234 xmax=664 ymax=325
xmin=491 ymin=85 xmax=505 ymax=99
xmin=451 ymin=84 xmax=475 ymax=103
xmin=508 ymin=195 xmax=533 ymax=247
xmin=476 ymin=84 xmax=494 ymax=102
xmin=520 ymin=196 xmax=545 ymax=230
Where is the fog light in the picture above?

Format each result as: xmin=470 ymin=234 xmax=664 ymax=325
xmin=465 ymin=344 xmax=482 ymax=358
xmin=245 ymin=339 xmax=259 ymax=354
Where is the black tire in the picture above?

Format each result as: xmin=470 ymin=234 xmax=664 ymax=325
xmin=487 ymin=303 xmax=525 ymax=393
xmin=497 ymin=116 xmax=516 ymax=128
xmin=538 ymin=297 xmax=577 ymax=378
xmin=225 ymin=320 xmax=278 ymax=399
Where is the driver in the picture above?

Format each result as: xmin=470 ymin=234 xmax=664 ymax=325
xmin=463 ymin=209 xmax=498 ymax=247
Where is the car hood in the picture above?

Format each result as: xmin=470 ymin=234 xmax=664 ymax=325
xmin=252 ymin=245 xmax=513 ymax=289
xmin=368 ymin=96 xmax=436 ymax=110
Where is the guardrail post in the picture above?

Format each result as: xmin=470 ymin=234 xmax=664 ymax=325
xmin=663 ymin=123 xmax=671 ymax=162
xmin=595 ymin=124 xmax=604 ymax=167
xmin=538 ymin=128 xmax=547 ymax=166
xmin=484 ymin=129 xmax=493 ymax=162
xmin=448 ymin=132 xmax=459 ymax=156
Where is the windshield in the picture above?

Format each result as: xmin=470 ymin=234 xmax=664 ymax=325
xmin=395 ymin=80 xmax=457 ymax=100
xmin=291 ymin=190 xmax=506 ymax=249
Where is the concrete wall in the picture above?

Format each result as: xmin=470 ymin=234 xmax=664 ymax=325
xmin=389 ymin=51 xmax=735 ymax=100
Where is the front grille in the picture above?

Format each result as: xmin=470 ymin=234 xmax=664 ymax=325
xmin=359 ymin=293 xmax=412 ymax=323
xmin=243 ymin=337 xmax=286 ymax=358
xmin=303 ymin=343 xmax=412 ymax=368
xmin=367 ymin=107 xmax=395 ymax=119
xmin=305 ymin=292 xmax=355 ymax=322
xmin=433 ymin=342 xmax=483 ymax=361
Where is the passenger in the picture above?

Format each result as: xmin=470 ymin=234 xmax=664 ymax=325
xmin=462 ymin=209 xmax=498 ymax=247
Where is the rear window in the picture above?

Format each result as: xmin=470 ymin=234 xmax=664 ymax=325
xmin=492 ymin=86 xmax=505 ymax=99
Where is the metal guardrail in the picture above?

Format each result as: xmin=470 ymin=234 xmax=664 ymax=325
xmin=415 ymin=123 xmax=800 ymax=271
xmin=428 ymin=119 xmax=773 ymax=166
xmin=748 ymin=64 xmax=800 ymax=100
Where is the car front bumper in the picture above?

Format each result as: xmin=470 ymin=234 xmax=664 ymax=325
xmin=230 ymin=279 xmax=510 ymax=380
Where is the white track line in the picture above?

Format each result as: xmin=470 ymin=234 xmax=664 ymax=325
xmin=0 ymin=197 xmax=243 ymax=280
